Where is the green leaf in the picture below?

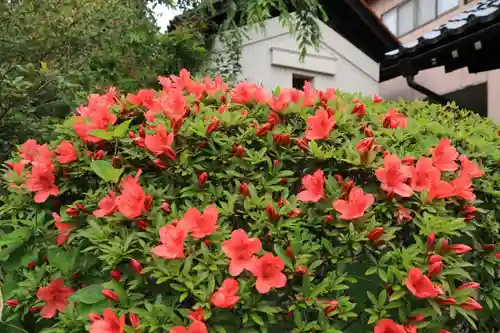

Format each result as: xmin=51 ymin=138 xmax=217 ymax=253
xmin=47 ymin=247 xmax=74 ymax=274
xmin=250 ymin=312 xmax=264 ymax=325
xmin=365 ymin=266 xmax=377 ymax=276
xmin=389 ymin=289 xmax=406 ymax=302
xmin=90 ymin=160 xmax=123 ymax=182
xmin=273 ymin=244 xmax=293 ymax=269
xmin=89 ymin=129 xmax=114 ymax=140
xmin=113 ymin=119 xmax=133 ymax=137
xmin=70 ymin=284 xmax=104 ymax=304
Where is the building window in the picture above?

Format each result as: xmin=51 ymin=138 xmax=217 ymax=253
xmin=292 ymin=74 xmax=313 ymax=90
xmin=438 ymin=0 xmax=460 ymax=14
xmin=381 ymin=0 xmax=460 ymax=36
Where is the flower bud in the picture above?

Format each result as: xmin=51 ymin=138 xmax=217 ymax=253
xmin=198 ymin=172 xmax=208 ymax=188
xmin=286 ymin=247 xmax=293 ymax=258
xmin=206 ymin=118 xmax=219 ymax=135
xmin=408 ymin=314 xmax=424 ymax=322
xmin=133 ymin=219 xmax=149 ymax=231
xmin=295 ymin=266 xmax=307 ymax=275
xmin=289 ymin=208 xmax=301 ymax=218
xmin=256 ymin=122 xmax=273 ymax=137
xmin=161 ymin=201 xmax=171 ymax=214
xmin=129 ymin=259 xmax=143 ymax=275
xmin=351 ymin=103 xmax=366 ymax=119
xmin=66 ymin=207 xmax=79 ymax=217
xmin=232 ymin=145 xmax=245 ymax=157
xmin=266 ymin=204 xmax=279 ymax=222
xmin=129 ymin=312 xmax=140 ymax=328
xmin=239 ymin=183 xmax=250 ymax=197
xmin=110 ymin=269 xmax=122 ymax=282
xmin=368 ymin=227 xmax=384 ymax=241
xmin=426 ymin=232 xmax=436 ymax=251
xmin=295 ymin=138 xmax=309 ymax=152
xmin=6 ymin=299 xmax=20 ymax=307
xmin=101 ymin=289 xmax=119 ymax=302
xmin=88 ymin=313 xmax=101 ymax=322
xmin=153 ymin=158 xmax=167 ymax=169
xmin=325 ymin=215 xmax=334 ymax=225
xmin=29 ymin=306 xmax=42 ymax=313
xmin=27 ymin=261 xmax=37 ymax=269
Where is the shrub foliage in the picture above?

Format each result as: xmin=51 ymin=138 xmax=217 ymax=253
xmin=1 ymin=70 xmax=500 ymax=333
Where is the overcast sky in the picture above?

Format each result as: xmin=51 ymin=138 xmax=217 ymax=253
xmin=150 ymin=3 xmax=182 ymax=32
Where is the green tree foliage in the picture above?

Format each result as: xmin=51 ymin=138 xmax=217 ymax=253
xmin=0 ymin=0 xmax=208 ymax=162
xmin=1 ymin=71 xmax=500 ymax=332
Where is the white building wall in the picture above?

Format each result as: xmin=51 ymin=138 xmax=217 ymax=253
xmin=213 ymin=16 xmax=380 ymax=96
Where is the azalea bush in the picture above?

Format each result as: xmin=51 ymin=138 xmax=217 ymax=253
xmin=1 ymin=70 xmax=500 ymax=333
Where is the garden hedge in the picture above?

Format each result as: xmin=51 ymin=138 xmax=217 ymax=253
xmin=1 ymin=70 xmax=500 ymax=333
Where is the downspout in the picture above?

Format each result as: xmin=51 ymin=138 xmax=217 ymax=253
xmin=405 ymin=75 xmax=452 ymax=107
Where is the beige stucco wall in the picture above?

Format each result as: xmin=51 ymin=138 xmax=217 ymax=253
xmin=369 ymin=0 xmax=500 ymax=122
xmin=213 ymin=16 xmax=380 ymax=96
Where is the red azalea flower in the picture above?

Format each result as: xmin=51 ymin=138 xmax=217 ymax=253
xmin=374 ymin=319 xmax=406 ymax=333
xmin=356 ymin=138 xmax=375 ymax=164
xmin=431 ymin=139 xmax=458 ymax=172
xmin=368 ymin=227 xmax=384 ymax=241
xmin=222 ymin=229 xmax=262 ymax=276
xmin=405 ymin=268 xmax=438 ymax=299
xmin=428 ymin=255 xmax=443 ymax=278
xmin=89 ymin=308 xmax=125 ymax=333
xmin=19 ymin=139 xmax=53 ymax=164
xmin=333 ymin=186 xmax=374 ymax=220
xmin=53 ymin=212 xmax=72 ymax=246
xmin=304 ymin=109 xmax=335 ymax=140
xmin=451 ymin=175 xmax=475 ymax=201
xmin=411 ymin=157 xmax=440 ymax=192
xmin=127 ymin=89 xmax=156 ymax=109
xmin=153 ymin=224 xmax=188 ymax=259
xmin=55 ymin=141 xmax=77 ymax=164
xmin=437 ymin=297 xmax=457 ymax=305
xmin=115 ymin=171 xmax=149 ymax=219
xmin=449 ymin=244 xmax=472 ymax=254
xmin=401 ymin=156 xmax=415 ymax=166
xmin=210 ymin=278 xmax=240 ymax=308
xmin=297 ymin=169 xmax=325 ymax=202
xmin=460 ymin=297 xmax=482 ymax=310
xmin=230 ymin=82 xmax=270 ymax=105
xmin=457 ymin=282 xmax=480 ymax=290
xmin=170 ymin=321 xmax=208 ymax=333
xmin=375 ymin=154 xmax=413 ymax=197
xmin=25 ymin=164 xmax=59 ymax=203
xmin=145 ymin=124 xmax=176 ymax=160
xmin=188 ymin=308 xmax=204 ymax=322
xmin=458 ymin=155 xmax=484 ymax=178
xmin=426 ymin=179 xmax=454 ymax=202
xmin=381 ymin=108 xmax=407 ymax=129
xmin=37 ymin=278 xmax=74 ymax=318
xmin=351 ymin=103 xmax=366 ymax=119
xmin=93 ymin=192 xmax=118 ymax=217
xmin=396 ymin=205 xmax=412 ymax=224
xmin=179 ymin=205 xmax=218 ymax=238
xmin=249 ymin=253 xmax=286 ymax=293
xmin=255 ymin=122 xmax=273 ymax=137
